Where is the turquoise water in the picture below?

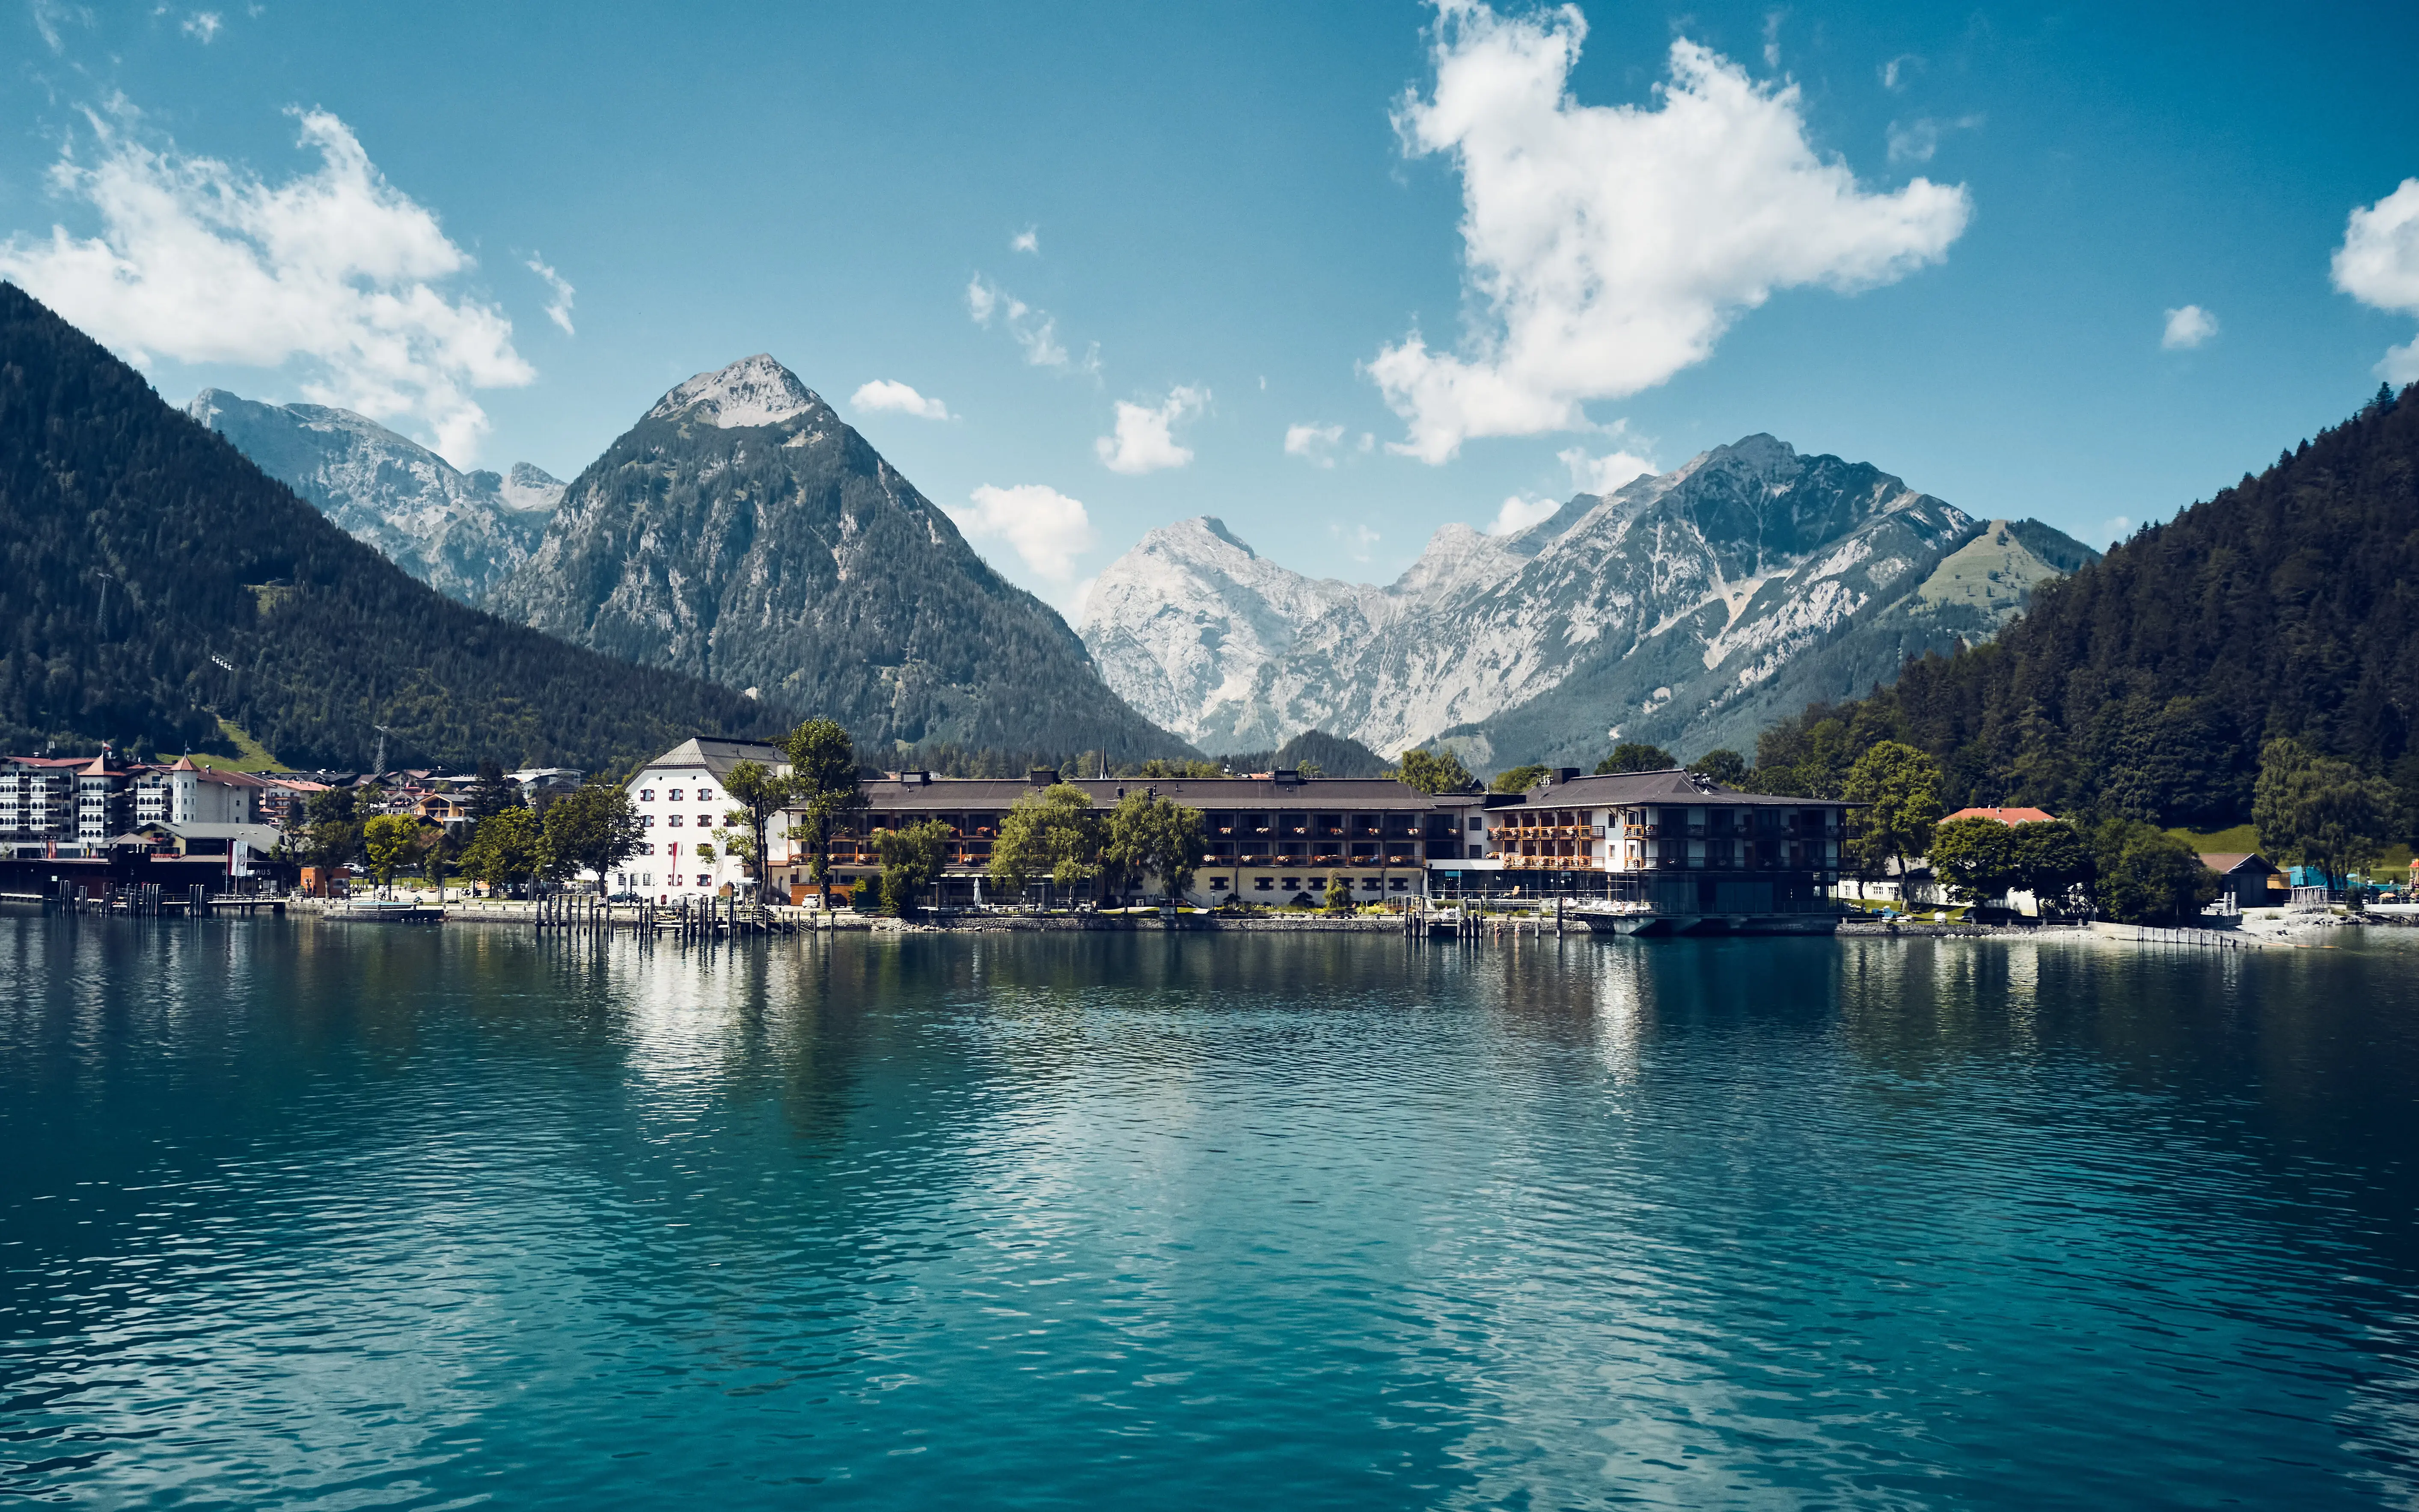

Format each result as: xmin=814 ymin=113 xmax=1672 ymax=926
xmin=3 ymin=917 xmax=2417 ymax=1508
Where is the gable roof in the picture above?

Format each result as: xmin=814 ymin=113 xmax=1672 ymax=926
xmin=1942 ymin=806 xmax=2058 ymax=825
xmin=2198 ymin=852 xmax=2278 ymax=875
xmin=641 ymin=737 xmax=785 ymax=781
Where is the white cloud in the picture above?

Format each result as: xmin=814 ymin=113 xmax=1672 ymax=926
xmin=1330 ymin=520 xmax=1380 ymax=562
xmin=1486 ymin=493 xmax=1560 ymax=536
xmin=949 ymin=483 xmax=1097 ymax=586
xmin=966 ymin=272 xmax=1086 ymax=369
xmin=1885 ymin=114 xmax=1984 ymax=166
xmin=525 ymin=253 xmax=574 ymax=335
xmin=2333 ymin=178 xmax=2419 ymax=383
xmin=1761 ymin=9 xmax=1783 ymax=69
xmin=1096 ymin=385 xmax=1207 ymax=473
xmin=2160 ymin=304 xmax=2217 ymax=351
xmin=1011 ymin=225 xmax=1039 ymax=254
xmin=1557 ymin=443 xmax=1657 ymax=494
xmin=31 ymin=1 xmax=89 ymax=52
xmin=850 ymin=378 xmax=952 ymax=420
xmin=1370 ymin=6 xmax=1971 ymax=464
xmin=1284 ymin=421 xmax=1345 ymax=466
xmin=182 ymin=10 xmax=221 ymax=42
xmin=0 ymin=104 xmax=532 ymax=464
xmin=1881 ymin=54 xmax=1922 ymax=92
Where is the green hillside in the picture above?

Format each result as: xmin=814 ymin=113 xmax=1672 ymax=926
xmin=1750 ymin=382 xmax=2419 ymax=832
xmin=0 ymin=282 xmax=776 ymax=769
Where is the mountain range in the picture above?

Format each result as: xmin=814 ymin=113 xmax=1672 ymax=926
xmin=0 ymin=282 xmax=770 ymax=770
xmin=1081 ymin=437 xmax=2095 ymax=770
xmin=188 ymin=389 xmax=565 ymax=603
xmin=201 ymin=355 xmax=1188 ymax=760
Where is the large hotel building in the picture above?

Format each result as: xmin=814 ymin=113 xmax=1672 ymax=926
xmin=617 ymin=744 xmax=1845 ymax=920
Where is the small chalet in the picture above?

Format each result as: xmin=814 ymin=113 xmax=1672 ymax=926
xmin=2198 ymin=852 xmax=2284 ymax=909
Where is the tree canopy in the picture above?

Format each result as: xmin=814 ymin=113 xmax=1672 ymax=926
xmin=1596 ymin=743 xmax=1676 ymax=775
xmin=1395 ymin=748 xmax=1476 ymax=794
xmin=1843 ymin=741 xmax=1942 ymax=880
xmin=1491 ymin=763 xmax=1549 ymax=793
xmin=989 ymin=783 xmax=1103 ymax=898
xmin=1105 ymin=791 xmax=1207 ymax=901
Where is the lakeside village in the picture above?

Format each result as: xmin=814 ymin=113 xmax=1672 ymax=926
xmin=6 ymin=717 xmax=2413 ymax=936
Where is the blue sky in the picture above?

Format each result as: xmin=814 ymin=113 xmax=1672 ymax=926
xmin=4 ymin=1 xmax=2417 ymax=618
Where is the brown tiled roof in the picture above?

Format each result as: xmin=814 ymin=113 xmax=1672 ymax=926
xmin=1942 ymin=805 xmax=2059 ymax=824
xmin=847 ymin=774 xmax=1443 ymax=811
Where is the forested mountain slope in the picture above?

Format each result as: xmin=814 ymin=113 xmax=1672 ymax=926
xmin=1752 ymin=383 xmax=2419 ymax=826
xmin=0 ymin=283 xmax=772 ymax=768
xmin=188 ymin=389 xmax=563 ymax=604
xmin=487 ymin=356 xmax=1190 ymax=758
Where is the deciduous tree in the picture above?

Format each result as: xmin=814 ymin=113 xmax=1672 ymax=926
xmin=1686 ymin=749 xmax=1750 ymax=787
xmin=2092 ymin=818 xmax=2219 ymax=923
xmin=2253 ymin=737 xmax=2396 ymax=889
xmin=462 ymin=807 xmax=544 ymax=897
xmin=716 ymin=760 xmax=793 ymax=902
xmin=1490 ymin=763 xmax=1549 ymax=794
xmin=361 ymin=813 xmax=421 ymax=898
xmin=1844 ymin=741 xmax=1942 ymax=883
xmin=784 ymin=718 xmax=865 ymax=906
xmin=874 ymin=819 xmax=952 ymax=917
xmin=989 ymin=783 xmax=1102 ymax=903
xmin=1397 ymin=748 xmax=1476 ymax=794
xmin=541 ymin=782 xmax=645 ymax=888
xmin=1105 ymin=791 xmax=1207 ymax=903
xmin=1929 ymin=816 xmax=2019 ymax=903
xmin=1596 ymin=743 xmax=1676 ymax=775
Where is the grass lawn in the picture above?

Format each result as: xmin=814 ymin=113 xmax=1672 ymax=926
xmin=186 ymin=719 xmax=285 ymax=774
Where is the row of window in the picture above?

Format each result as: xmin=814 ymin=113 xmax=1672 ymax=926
xmin=639 ymin=814 xmax=722 ymax=829
xmin=635 ymin=786 xmax=719 ymax=804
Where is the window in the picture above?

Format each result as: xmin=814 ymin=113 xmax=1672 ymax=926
xmin=1468 ymin=816 xmax=1483 ymax=830
xmin=697 ymin=815 xmax=713 ymax=828
xmin=1360 ymin=877 xmax=1381 ymax=891
xmin=640 ymin=844 xmax=655 ymax=856
xmin=639 ymin=789 xmax=655 ymax=802
xmin=1253 ymin=877 xmax=1274 ymax=891
xmin=1389 ymin=877 xmax=1409 ymax=891
xmin=695 ymin=875 xmax=709 ymax=888
xmin=1210 ymin=877 xmax=1230 ymax=891
xmin=642 ymin=814 xmax=655 ymax=828
xmin=667 ymin=814 xmax=682 ymax=827
xmin=698 ymin=788 xmax=716 ymax=803
xmin=1280 ymin=876 xmax=1299 ymax=889
xmin=669 ymin=789 xmax=684 ymax=802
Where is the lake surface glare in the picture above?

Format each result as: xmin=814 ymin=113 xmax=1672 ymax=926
xmin=4 ymin=916 xmax=2418 ymax=1508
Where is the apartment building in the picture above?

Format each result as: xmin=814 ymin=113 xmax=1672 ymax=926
xmin=621 ymin=738 xmax=787 ymax=899
xmin=1436 ymin=767 xmax=1847 ymax=915
xmin=131 ymin=756 xmax=266 ymax=829
xmin=0 ymin=757 xmax=87 ymax=853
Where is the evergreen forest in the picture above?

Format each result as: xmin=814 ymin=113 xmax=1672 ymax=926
xmin=0 ymin=283 xmax=775 ymax=769
xmin=1745 ymin=382 xmax=2419 ymax=836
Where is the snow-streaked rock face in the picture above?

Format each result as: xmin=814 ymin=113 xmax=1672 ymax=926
xmin=484 ymin=355 xmax=1182 ymax=756
xmin=645 ymin=354 xmax=820 ymax=429
xmin=188 ymin=389 xmax=562 ymax=604
xmin=1083 ymin=436 xmax=2087 ymax=766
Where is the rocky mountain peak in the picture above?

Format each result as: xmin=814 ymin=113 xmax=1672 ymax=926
xmin=187 ymin=388 xmax=562 ymax=605
xmin=645 ymin=354 xmax=823 ymax=429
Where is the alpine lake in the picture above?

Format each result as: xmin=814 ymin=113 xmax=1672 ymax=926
xmin=4 ymin=911 xmax=2417 ymax=1509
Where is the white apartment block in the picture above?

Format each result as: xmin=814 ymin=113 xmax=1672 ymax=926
xmin=620 ymin=737 xmax=790 ymax=900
